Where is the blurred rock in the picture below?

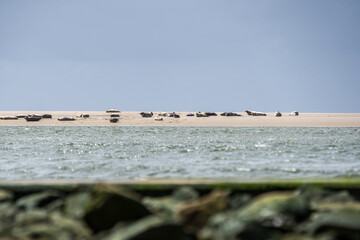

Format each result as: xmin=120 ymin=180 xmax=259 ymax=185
xmin=176 ymin=189 xmax=229 ymax=233
xmin=237 ymin=191 xmax=310 ymax=229
xmin=0 ymin=189 xmax=13 ymax=202
xmin=12 ymin=210 xmax=91 ymax=240
xmin=172 ymin=187 xmax=199 ymax=202
xmin=142 ymin=187 xmax=199 ymax=219
xmin=198 ymin=191 xmax=309 ymax=240
xmin=198 ymin=213 xmax=269 ymax=240
xmin=302 ymin=208 xmax=360 ymax=240
xmin=65 ymin=184 xmax=151 ymax=232
xmin=16 ymin=190 xmax=63 ymax=211
xmin=99 ymin=215 xmax=191 ymax=240
xmin=228 ymin=193 xmax=252 ymax=210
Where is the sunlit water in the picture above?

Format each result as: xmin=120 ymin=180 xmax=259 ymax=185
xmin=0 ymin=127 xmax=359 ymax=180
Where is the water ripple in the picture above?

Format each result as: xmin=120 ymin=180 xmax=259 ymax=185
xmin=0 ymin=126 xmax=359 ymax=180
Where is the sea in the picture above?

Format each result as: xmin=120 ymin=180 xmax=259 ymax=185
xmin=0 ymin=126 xmax=359 ymax=180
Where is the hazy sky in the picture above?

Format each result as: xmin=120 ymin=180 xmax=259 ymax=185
xmin=1 ymin=0 xmax=359 ymax=112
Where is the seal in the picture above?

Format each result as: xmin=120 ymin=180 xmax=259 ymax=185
xmin=42 ymin=114 xmax=52 ymax=119
xmin=106 ymin=109 xmax=120 ymax=113
xmin=140 ymin=112 xmax=153 ymax=118
xmin=220 ymin=112 xmax=241 ymax=116
xmin=110 ymin=117 xmax=119 ymax=123
xmin=58 ymin=117 xmax=75 ymax=121
xmin=25 ymin=115 xmax=41 ymax=122
xmin=245 ymin=110 xmax=267 ymax=116
xmin=290 ymin=111 xmax=299 ymax=116
xmin=196 ymin=112 xmax=208 ymax=117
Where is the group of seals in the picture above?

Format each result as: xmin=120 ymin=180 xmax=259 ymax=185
xmin=0 ymin=110 xmax=301 ymax=124
xmin=0 ymin=114 xmax=52 ymax=121
xmin=158 ymin=112 xmax=180 ymax=118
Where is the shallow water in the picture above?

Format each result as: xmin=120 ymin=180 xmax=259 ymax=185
xmin=0 ymin=126 xmax=359 ymax=180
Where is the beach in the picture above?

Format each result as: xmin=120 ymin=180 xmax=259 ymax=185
xmin=0 ymin=111 xmax=359 ymax=127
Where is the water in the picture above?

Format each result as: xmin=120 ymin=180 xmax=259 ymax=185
xmin=0 ymin=126 xmax=359 ymax=180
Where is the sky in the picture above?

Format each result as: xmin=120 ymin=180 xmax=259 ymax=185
xmin=0 ymin=0 xmax=359 ymax=112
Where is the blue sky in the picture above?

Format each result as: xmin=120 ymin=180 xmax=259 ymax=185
xmin=1 ymin=1 xmax=359 ymax=112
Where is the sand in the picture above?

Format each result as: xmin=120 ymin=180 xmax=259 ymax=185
xmin=0 ymin=111 xmax=359 ymax=127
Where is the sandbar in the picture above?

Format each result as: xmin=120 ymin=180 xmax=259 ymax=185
xmin=0 ymin=111 xmax=359 ymax=127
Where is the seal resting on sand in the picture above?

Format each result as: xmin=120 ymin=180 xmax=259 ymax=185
xmin=16 ymin=114 xmax=26 ymax=118
xmin=58 ymin=117 xmax=75 ymax=121
xmin=196 ymin=112 xmax=208 ymax=117
xmin=110 ymin=117 xmax=119 ymax=123
xmin=42 ymin=114 xmax=52 ymax=119
xmin=290 ymin=111 xmax=299 ymax=116
xmin=245 ymin=110 xmax=267 ymax=116
xmin=25 ymin=115 xmax=41 ymax=122
xmin=106 ymin=109 xmax=120 ymax=113
xmin=140 ymin=112 xmax=153 ymax=118
xmin=0 ymin=116 xmax=18 ymax=120
xmin=155 ymin=116 xmax=163 ymax=121
xmin=220 ymin=112 xmax=241 ymax=116
xmin=274 ymin=111 xmax=282 ymax=117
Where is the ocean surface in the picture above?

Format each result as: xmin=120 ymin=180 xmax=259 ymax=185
xmin=0 ymin=126 xmax=359 ymax=180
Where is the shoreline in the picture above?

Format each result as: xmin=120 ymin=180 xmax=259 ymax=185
xmin=0 ymin=111 xmax=359 ymax=127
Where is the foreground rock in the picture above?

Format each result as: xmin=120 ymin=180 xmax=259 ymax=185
xmin=0 ymin=184 xmax=359 ymax=239
xmin=65 ymin=184 xmax=151 ymax=232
